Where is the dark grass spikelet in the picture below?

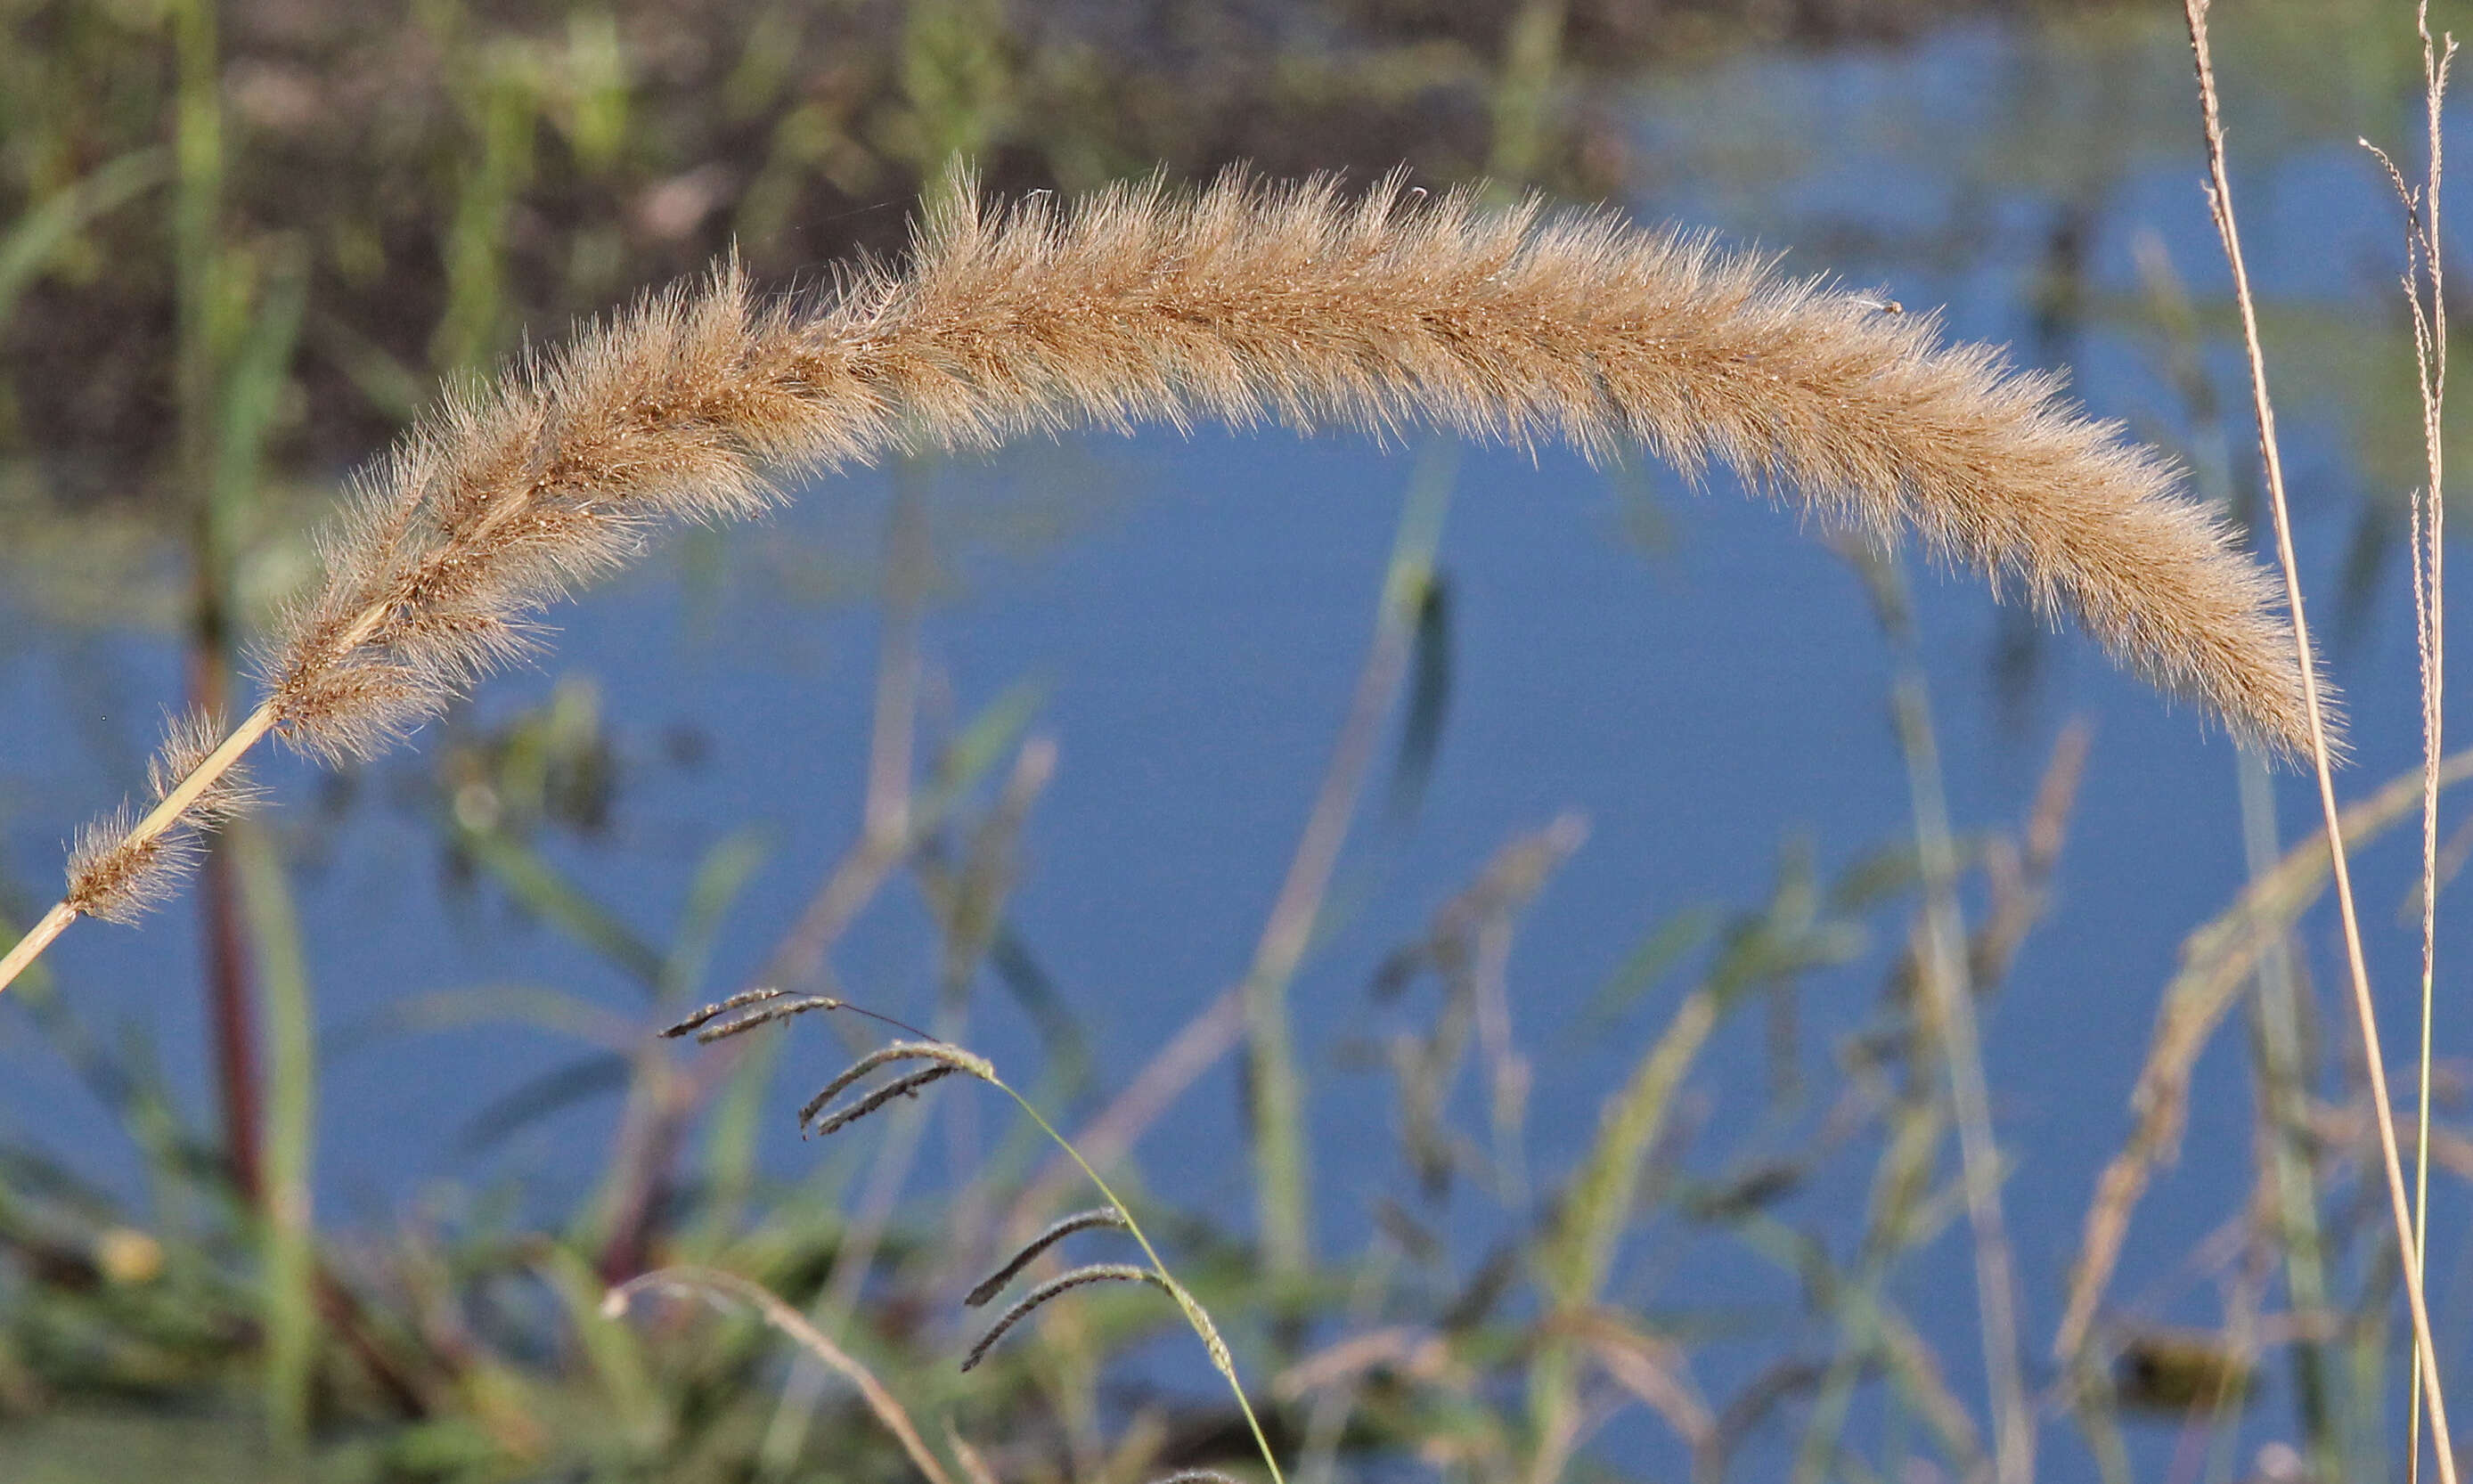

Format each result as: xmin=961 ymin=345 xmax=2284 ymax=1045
xmin=691 ymin=992 xmax=845 ymax=1041
xmin=966 ymin=1208 xmax=1131 ymax=1308
xmin=664 ymin=987 xmax=941 ymax=1043
xmin=663 ymin=986 xmax=806 ymax=1037
xmin=796 ymin=1040 xmax=995 ymax=1129
xmin=960 ymin=1264 xmax=1171 ymax=1373
xmin=63 ymin=710 xmax=265 ymax=925
xmin=807 ymin=1064 xmax=960 ymax=1137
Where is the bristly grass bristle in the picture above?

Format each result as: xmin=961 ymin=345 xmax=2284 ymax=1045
xmin=63 ymin=709 xmax=265 ymax=925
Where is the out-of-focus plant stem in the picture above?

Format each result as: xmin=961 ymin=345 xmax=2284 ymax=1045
xmin=230 ymin=816 xmax=319 ymax=1454
xmin=1246 ymin=446 xmax=1455 ymax=1284
xmin=1863 ymin=549 xmax=2033 ymax=1484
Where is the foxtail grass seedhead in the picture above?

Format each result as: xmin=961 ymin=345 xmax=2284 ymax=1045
xmin=37 ymin=164 xmax=2320 ymax=958
xmin=967 ymin=1208 xmax=1131 ymax=1308
xmin=245 ymin=165 xmax=2314 ymax=771
xmin=960 ymin=1263 xmax=1171 ymax=1373
xmin=64 ymin=710 xmax=265 ymax=924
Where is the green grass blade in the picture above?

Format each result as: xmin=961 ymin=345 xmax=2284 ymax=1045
xmin=457 ymin=826 xmax=665 ymax=990
xmin=0 ymin=147 xmax=169 ymax=328
xmin=226 ymin=818 xmax=318 ymax=1452
xmin=658 ymin=828 xmax=772 ymax=1006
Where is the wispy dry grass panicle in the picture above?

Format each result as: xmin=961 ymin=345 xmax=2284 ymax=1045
xmin=259 ymin=258 xmax=801 ymax=765
xmin=63 ymin=709 xmax=262 ymax=925
xmin=2 ymin=166 xmax=2317 ymax=988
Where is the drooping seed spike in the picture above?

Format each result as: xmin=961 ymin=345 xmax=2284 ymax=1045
xmin=959 ymin=1264 xmax=1169 ymax=1373
xmin=662 ymin=986 xmax=800 ymax=1037
xmin=806 ymin=1064 xmax=959 ymax=1138
xmin=796 ymin=1040 xmax=999 ymax=1128
xmin=966 ymin=1208 xmax=1130 ymax=1308
xmin=695 ymin=994 xmax=846 ymax=1042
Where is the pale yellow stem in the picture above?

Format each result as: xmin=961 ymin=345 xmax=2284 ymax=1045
xmin=0 ymin=701 xmax=280 ymax=996
xmin=0 ymin=902 xmax=77 ymax=995
xmin=2183 ymin=5 xmax=2457 ymax=1480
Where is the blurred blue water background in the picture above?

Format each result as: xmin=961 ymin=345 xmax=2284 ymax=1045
xmin=3 ymin=8 xmax=2468 ymax=1480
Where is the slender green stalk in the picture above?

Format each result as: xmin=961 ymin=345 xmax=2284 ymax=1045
xmin=229 ymin=817 xmax=319 ymax=1453
xmin=994 ymin=1076 xmax=1285 ymax=1484
xmin=2237 ymin=750 xmax=2335 ymax=1470
xmin=1854 ymin=546 xmax=2031 ymax=1484
xmin=1484 ymin=0 xmax=1566 ymax=186
xmin=1245 ymin=447 xmax=1455 ymax=1283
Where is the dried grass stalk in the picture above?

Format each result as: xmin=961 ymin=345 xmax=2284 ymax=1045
xmin=603 ymin=1265 xmax=957 ymax=1484
xmin=9 ymin=165 xmax=2314 ymax=986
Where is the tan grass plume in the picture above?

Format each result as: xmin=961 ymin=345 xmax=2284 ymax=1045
xmin=0 ymin=165 xmax=2317 ymax=989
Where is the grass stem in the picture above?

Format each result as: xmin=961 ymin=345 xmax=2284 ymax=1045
xmin=2181 ymin=4 xmax=2457 ymax=1476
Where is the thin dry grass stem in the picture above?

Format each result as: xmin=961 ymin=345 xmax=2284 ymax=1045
xmin=2367 ymin=12 xmax=2459 ymax=1473
xmin=2179 ymin=6 xmax=2455 ymax=1477
xmin=944 ymin=1423 xmax=1005 ymax=1484
xmin=600 ymin=1264 xmax=958 ymax=1484
xmin=960 ymin=1263 xmax=1172 ymax=1374
xmin=5 ymin=162 xmax=2319 ymax=992
xmin=2056 ymin=747 xmax=2473 ymax=1364
xmin=967 ymin=1208 xmax=1130 ymax=1308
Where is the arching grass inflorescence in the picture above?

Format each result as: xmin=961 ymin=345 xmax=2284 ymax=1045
xmin=807 ymin=1064 xmax=961 ymax=1138
xmin=4 ymin=163 xmax=2324 ymax=995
